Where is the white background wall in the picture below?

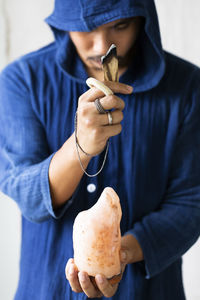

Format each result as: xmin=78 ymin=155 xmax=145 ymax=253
xmin=0 ymin=0 xmax=199 ymax=299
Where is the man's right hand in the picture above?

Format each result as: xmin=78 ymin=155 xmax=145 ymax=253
xmin=76 ymin=81 xmax=133 ymax=156
xmin=48 ymin=81 xmax=133 ymax=208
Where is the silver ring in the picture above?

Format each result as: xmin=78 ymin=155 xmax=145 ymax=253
xmin=94 ymin=98 xmax=106 ymax=114
xmin=107 ymin=111 xmax=113 ymax=125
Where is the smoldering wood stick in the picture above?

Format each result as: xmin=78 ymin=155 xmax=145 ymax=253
xmin=101 ymin=44 xmax=119 ymax=82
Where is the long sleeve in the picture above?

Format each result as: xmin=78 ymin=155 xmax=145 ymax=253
xmin=127 ymin=71 xmax=200 ymax=279
xmin=0 ymin=61 xmax=72 ymax=223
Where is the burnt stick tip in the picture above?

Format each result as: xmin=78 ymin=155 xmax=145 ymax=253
xmin=101 ymin=44 xmax=117 ymax=65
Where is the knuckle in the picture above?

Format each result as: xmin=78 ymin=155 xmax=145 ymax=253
xmin=84 ymin=117 xmax=93 ymax=127
xmin=78 ymin=105 xmax=88 ymax=117
xmin=78 ymin=94 xmax=85 ymax=103
xmin=109 ymin=95 xmax=118 ymax=107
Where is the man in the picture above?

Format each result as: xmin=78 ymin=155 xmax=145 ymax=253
xmin=0 ymin=0 xmax=200 ymax=299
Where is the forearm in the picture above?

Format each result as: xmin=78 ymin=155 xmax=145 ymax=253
xmin=49 ymin=132 xmax=91 ymax=208
xmin=129 ymin=203 xmax=200 ymax=278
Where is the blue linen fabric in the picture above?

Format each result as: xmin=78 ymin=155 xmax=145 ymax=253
xmin=0 ymin=0 xmax=200 ymax=299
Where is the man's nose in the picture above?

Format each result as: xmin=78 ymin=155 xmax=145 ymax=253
xmin=92 ymin=31 xmax=112 ymax=55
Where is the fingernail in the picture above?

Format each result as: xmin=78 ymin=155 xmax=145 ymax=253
xmin=96 ymin=275 xmax=104 ymax=284
xmin=126 ymin=85 xmax=133 ymax=92
xmin=79 ymin=272 xmax=86 ymax=282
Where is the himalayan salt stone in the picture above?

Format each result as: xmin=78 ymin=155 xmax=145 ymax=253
xmin=73 ymin=187 xmax=122 ymax=279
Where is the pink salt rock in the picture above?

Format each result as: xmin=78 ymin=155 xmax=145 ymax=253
xmin=73 ymin=187 xmax=122 ymax=279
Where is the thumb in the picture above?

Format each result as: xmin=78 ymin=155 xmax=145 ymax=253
xmin=120 ymin=249 xmax=128 ymax=264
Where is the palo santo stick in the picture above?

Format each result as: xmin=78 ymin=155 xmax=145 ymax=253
xmin=101 ymin=44 xmax=119 ymax=82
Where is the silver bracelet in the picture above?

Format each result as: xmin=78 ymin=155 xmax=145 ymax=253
xmin=74 ymin=111 xmax=109 ymax=177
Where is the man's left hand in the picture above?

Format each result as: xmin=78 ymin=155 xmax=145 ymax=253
xmin=65 ymin=234 xmax=143 ymax=298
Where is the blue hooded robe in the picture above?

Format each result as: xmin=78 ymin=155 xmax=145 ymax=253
xmin=0 ymin=0 xmax=200 ymax=299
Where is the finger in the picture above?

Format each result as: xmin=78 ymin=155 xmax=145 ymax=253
xmin=103 ymin=81 xmax=133 ymax=95
xmin=102 ymin=123 xmax=122 ymax=138
xmin=78 ymin=99 xmax=123 ymax=126
xmin=65 ymin=260 xmax=83 ymax=293
xmin=65 ymin=258 xmax=78 ymax=279
xmin=79 ymin=87 xmax=108 ymax=104
xmin=101 ymin=110 xmax=123 ymax=126
xmin=78 ymin=271 xmax=102 ymax=298
xmin=65 ymin=258 xmax=74 ymax=279
xmin=79 ymin=82 xmax=133 ymax=104
xmin=95 ymin=274 xmax=118 ymax=298
xmin=87 ymin=77 xmax=133 ymax=95
xmin=82 ymin=110 xmax=123 ymax=128
xmin=98 ymin=95 xmax=125 ymax=111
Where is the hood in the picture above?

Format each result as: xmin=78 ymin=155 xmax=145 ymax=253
xmin=45 ymin=0 xmax=165 ymax=93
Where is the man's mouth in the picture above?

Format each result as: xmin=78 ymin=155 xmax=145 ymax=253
xmin=87 ymin=55 xmax=125 ymax=68
xmin=87 ymin=57 xmax=102 ymax=66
